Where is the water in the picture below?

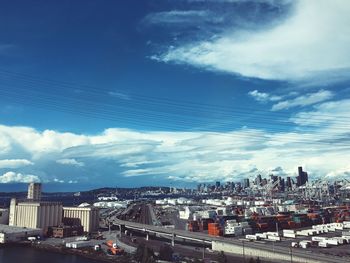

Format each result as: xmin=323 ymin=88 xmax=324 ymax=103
xmin=0 ymin=246 xmax=103 ymax=263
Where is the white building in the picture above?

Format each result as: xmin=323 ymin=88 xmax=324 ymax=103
xmin=27 ymin=183 xmax=42 ymax=200
xmin=0 ymin=224 xmax=42 ymax=243
xmin=63 ymin=207 xmax=99 ymax=233
xmin=9 ymin=198 xmax=62 ymax=233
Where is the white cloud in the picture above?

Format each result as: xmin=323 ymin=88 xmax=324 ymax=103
xmin=53 ymin=178 xmax=65 ymax=183
xmin=0 ymin=118 xmax=349 ymax=185
xmin=0 ymin=125 xmax=90 ymax=158
xmin=144 ymin=10 xmax=220 ymax=25
xmin=0 ymin=159 xmax=33 ymax=169
xmin=248 ymin=90 xmax=282 ymax=102
xmin=291 ymin=99 xmax=350 ymax=127
xmin=154 ymin=0 xmax=350 ymax=83
xmin=271 ymin=90 xmax=333 ymax=111
xmin=0 ymin=171 xmax=40 ymax=183
xmin=326 ymin=165 xmax=350 ymax=178
xmin=56 ymin=158 xmax=84 ymax=167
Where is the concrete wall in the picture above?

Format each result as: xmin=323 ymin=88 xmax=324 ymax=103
xmin=212 ymin=241 xmax=321 ymax=263
xmin=37 ymin=203 xmax=62 ymax=230
xmin=63 ymin=207 xmax=99 ymax=233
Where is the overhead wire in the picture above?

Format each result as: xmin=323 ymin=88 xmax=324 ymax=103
xmin=0 ymin=69 xmax=349 ymax=147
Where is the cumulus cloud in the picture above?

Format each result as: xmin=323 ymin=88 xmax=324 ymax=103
xmin=153 ymin=0 xmax=350 ymax=84
xmin=0 ymin=159 xmax=33 ymax=169
xmin=248 ymin=90 xmax=282 ymax=102
xmin=0 ymin=125 xmax=89 ymax=158
xmin=56 ymin=158 xmax=85 ymax=167
xmin=0 ymin=118 xmax=349 ymax=185
xmin=0 ymin=171 xmax=40 ymax=183
xmin=271 ymin=90 xmax=333 ymax=111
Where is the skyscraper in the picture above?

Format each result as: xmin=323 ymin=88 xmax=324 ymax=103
xmin=297 ymin=166 xmax=308 ymax=186
xmin=243 ymin=178 xmax=250 ymax=189
xmin=255 ymin=174 xmax=262 ymax=186
xmin=27 ymin=183 xmax=42 ymax=200
xmin=286 ymin=177 xmax=292 ymax=189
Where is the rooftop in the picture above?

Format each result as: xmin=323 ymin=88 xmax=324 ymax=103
xmin=0 ymin=224 xmax=41 ymax=234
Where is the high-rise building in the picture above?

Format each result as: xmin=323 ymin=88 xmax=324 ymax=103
xmin=255 ymin=174 xmax=262 ymax=186
xmin=297 ymin=166 xmax=308 ymax=186
xmin=242 ymin=178 xmax=250 ymax=189
xmin=286 ymin=177 xmax=292 ymax=189
xmin=279 ymin=177 xmax=285 ymax=192
xmin=27 ymin=183 xmax=42 ymax=200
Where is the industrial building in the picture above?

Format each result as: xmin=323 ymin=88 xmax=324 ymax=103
xmin=0 ymin=224 xmax=42 ymax=243
xmin=63 ymin=206 xmax=99 ymax=233
xmin=9 ymin=198 xmax=62 ymax=233
xmin=27 ymin=182 xmax=42 ymax=200
xmin=51 ymin=225 xmax=84 ymax=238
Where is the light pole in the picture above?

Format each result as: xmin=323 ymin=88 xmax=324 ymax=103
xmin=202 ymin=240 xmax=205 ymax=260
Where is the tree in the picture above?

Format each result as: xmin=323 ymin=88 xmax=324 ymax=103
xmin=159 ymin=244 xmax=173 ymax=261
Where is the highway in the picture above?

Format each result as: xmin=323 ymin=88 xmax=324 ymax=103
xmin=112 ymin=218 xmax=350 ymax=263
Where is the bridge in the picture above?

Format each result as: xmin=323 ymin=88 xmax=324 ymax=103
xmin=112 ymin=218 xmax=349 ymax=263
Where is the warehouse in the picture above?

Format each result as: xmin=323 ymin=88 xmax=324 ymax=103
xmin=0 ymin=224 xmax=42 ymax=243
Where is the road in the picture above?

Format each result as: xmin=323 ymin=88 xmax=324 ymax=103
xmin=112 ymin=218 xmax=350 ymax=263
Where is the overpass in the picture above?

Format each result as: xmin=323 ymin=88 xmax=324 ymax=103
xmin=113 ymin=218 xmax=350 ymax=263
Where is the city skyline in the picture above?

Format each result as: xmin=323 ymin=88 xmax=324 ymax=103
xmin=1 ymin=0 xmax=350 ymax=189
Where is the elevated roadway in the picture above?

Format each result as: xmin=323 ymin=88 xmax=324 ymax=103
xmin=112 ymin=218 xmax=350 ymax=263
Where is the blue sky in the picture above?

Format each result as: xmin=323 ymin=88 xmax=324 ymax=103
xmin=0 ymin=0 xmax=350 ymax=191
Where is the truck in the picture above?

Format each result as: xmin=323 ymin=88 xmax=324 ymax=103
xmin=106 ymin=240 xmax=124 ymax=255
xmin=318 ymin=242 xmax=330 ymax=248
xmin=245 ymin=235 xmax=259 ymax=241
xmin=267 ymin=235 xmax=281 ymax=241
xmin=291 ymin=242 xmax=299 ymax=248
xmin=283 ymin=233 xmax=296 ymax=238
xmin=312 ymin=236 xmax=326 ymax=242
xmin=106 ymin=240 xmax=118 ymax=248
xmin=75 ymin=236 xmax=89 ymax=241
xmin=299 ymin=241 xmax=311 ymax=249
xmin=324 ymin=239 xmax=338 ymax=246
